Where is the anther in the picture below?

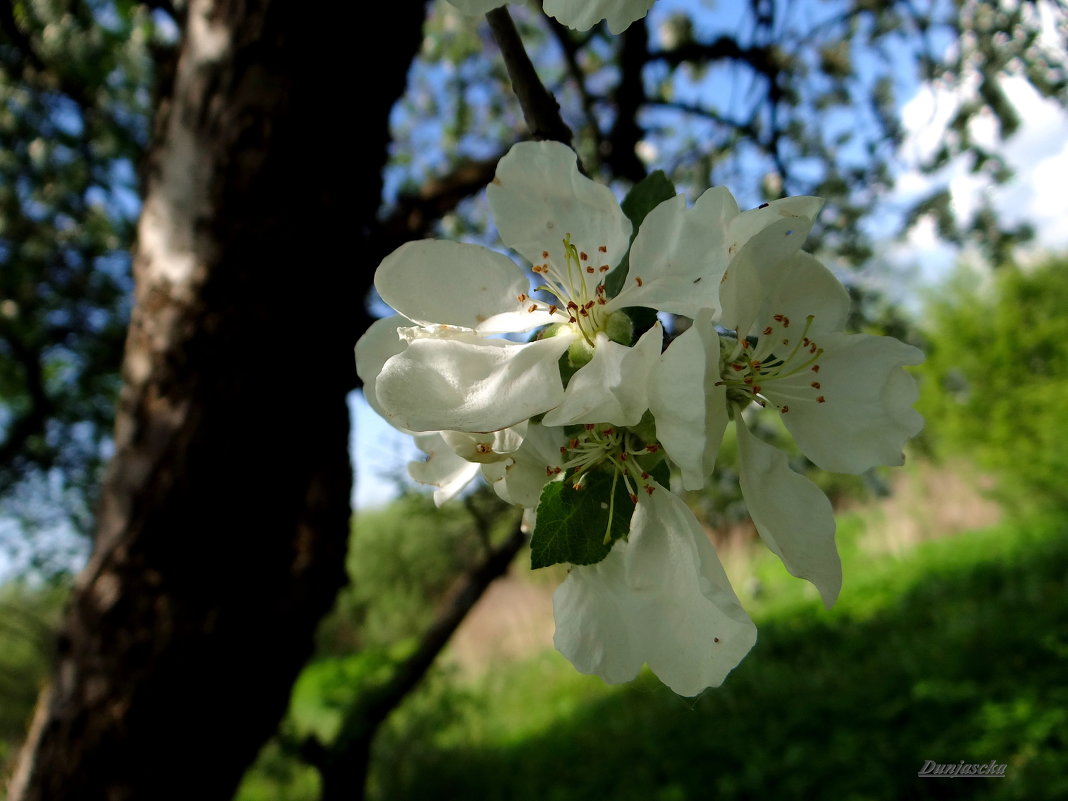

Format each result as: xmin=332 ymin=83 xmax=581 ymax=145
xmin=645 ymin=485 xmax=655 ymax=495
xmin=548 ymin=304 xmax=558 ymax=315
xmin=811 ymin=381 xmax=821 ymax=389
xmin=811 ymin=365 xmax=820 ymax=373
xmin=598 ymin=245 xmax=608 ymax=253
xmin=580 ymin=251 xmax=588 ymax=261
xmin=645 ymin=444 xmax=659 ymax=453
xmin=781 ymin=405 xmax=790 ymax=413
xmin=542 ymin=250 xmax=549 ymax=258
xmin=817 ymin=396 xmax=826 ymax=403
xmin=629 ymin=493 xmax=638 ymax=504
xmin=476 ymin=443 xmax=492 ymax=454
xmin=599 ymin=265 xmax=609 ymax=272
xmin=517 ymin=293 xmax=527 ymax=302
xmin=634 ymin=276 xmax=644 ymax=287
xmin=528 ymin=304 xmax=538 ymax=313
xmin=586 ymin=266 xmax=595 ymax=273
xmin=762 ymin=326 xmax=773 ymax=335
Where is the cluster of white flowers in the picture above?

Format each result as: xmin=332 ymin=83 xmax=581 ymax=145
xmin=355 ymin=140 xmax=923 ymax=696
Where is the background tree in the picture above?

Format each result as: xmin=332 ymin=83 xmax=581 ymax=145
xmin=5 ymin=0 xmax=423 ymax=798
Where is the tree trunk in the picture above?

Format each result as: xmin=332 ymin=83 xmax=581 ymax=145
xmin=8 ymin=2 xmax=425 ymax=799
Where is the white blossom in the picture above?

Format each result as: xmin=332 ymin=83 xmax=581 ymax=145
xmin=446 ymin=0 xmax=656 ymax=34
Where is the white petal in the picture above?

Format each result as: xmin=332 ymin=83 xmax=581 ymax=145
xmin=735 ymin=418 xmax=841 ymax=608
xmin=445 ymin=0 xmax=504 ymax=15
xmin=354 ymin=315 xmax=410 ymax=421
xmin=719 ymin=216 xmax=816 ymax=335
xmin=484 ymin=422 xmax=567 ymax=508
xmin=375 ymin=331 xmax=571 ymax=432
xmin=375 ymin=240 xmax=531 ymax=332
xmin=408 ymin=433 xmax=481 ymax=506
xmin=649 ymin=310 xmax=728 ymax=490
xmin=541 ymin=324 xmax=663 ymax=427
xmin=752 ymin=252 xmax=850 ymax=337
xmin=725 ymin=196 xmax=823 ymax=256
xmin=553 ymin=484 xmax=757 ymax=696
xmin=440 ymin=421 xmax=526 ymax=464
xmin=488 ymin=141 xmax=632 ymax=272
xmin=772 ymin=332 xmax=925 ymax=473
xmin=544 ymin=0 xmax=655 ymax=33
xmin=606 ymin=188 xmax=734 ymax=317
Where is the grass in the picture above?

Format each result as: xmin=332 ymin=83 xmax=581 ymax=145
xmin=361 ymin=510 xmax=1068 ymax=801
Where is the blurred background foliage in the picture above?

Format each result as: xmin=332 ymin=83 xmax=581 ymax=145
xmin=2 ymin=0 xmax=1068 ymax=798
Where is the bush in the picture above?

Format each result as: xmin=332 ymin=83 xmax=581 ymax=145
xmin=918 ymin=255 xmax=1068 ymax=508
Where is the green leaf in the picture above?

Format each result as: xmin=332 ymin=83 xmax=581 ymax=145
xmin=530 ymin=469 xmax=635 ymax=569
xmin=605 ymin=171 xmax=677 ymax=299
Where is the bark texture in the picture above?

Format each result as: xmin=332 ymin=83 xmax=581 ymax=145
xmin=8 ymin=1 xmax=425 ymax=799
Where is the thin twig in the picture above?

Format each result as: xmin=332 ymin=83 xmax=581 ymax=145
xmin=486 ymin=6 xmax=573 ymax=145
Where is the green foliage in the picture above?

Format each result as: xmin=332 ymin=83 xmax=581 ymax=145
xmin=360 ymin=510 xmax=1068 ymax=801
xmin=316 ymin=491 xmax=507 ymax=654
xmin=0 ymin=0 xmax=166 ymax=546
xmin=0 ymin=579 xmax=66 ymax=773
xmin=918 ymin=256 xmax=1068 ymax=508
xmin=530 ymin=469 xmax=631 ymax=569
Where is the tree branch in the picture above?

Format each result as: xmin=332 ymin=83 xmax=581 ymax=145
xmin=310 ymin=521 xmax=528 ymax=801
xmin=486 ymin=5 xmax=573 ymax=145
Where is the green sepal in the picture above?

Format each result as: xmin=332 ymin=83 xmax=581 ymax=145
xmin=530 ymin=469 xmax=635 ymax=569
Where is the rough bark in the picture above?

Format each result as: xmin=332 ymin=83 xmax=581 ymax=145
xmin=8 ymin=1 xmax=425 ymax=799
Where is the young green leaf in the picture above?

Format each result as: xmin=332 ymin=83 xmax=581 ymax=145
xmin=530 ymin=469 xmax=634 ymax=569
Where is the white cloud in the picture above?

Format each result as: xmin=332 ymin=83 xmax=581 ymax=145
xmin=890 ymin=73 xmax=1068 ymax=280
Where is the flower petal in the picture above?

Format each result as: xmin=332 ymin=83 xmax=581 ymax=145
xmin=772 ymin=332 xmax=925 ymax=473
xmin=544 ymin=0 xmax=656 ymax=33
xmin=483 ymin=422 xmax=567 ymax=508
xmin=408 ymin=433 xmax=481 ymax=506
xmin=488 ymin=141 xmax=631 ymax=272
xmin=605 ymin=188 xmax=735 ymax=317
xmin=649 ymin=311 xmax=728 ymax=490
xmin=725 ymin=196 xmax=823 ymax=256
xmin=719 ymin=216 xmax=817 ymax=335
xmin=752 ymin=252 xmax=850 ymax=338
xmin=541 ymin=324 xmax=663 ymax=427
xmin=375 ymin=330 xmax=571 ymax=432
xmin=354 ymin=315 xmax=410 ymax=421
xmin=375 ymin=240 xmax=532 ymax=332
xmin=553 ymin=484 xmax=757 ymax=696
xmin=445 ymin=0 xmax=504 ymax=15
xmin=440 ymin=422 xmax=527 ymax=464
xmin=735 ymin=418 xmax=841 ymax=608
